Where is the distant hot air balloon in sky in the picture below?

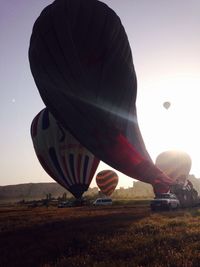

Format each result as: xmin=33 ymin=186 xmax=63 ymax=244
xmin=96 ymin=170 xmax=118 ymax=197
xmin=155 ymin=150 xmax=192 ymax=185
xmin=29 ymin=0 xmax=174 ymax=194
xmin=31 ymin=108 xmax=100 ymax=199
xmin=163 ymin=101 xmax=171 ymax=110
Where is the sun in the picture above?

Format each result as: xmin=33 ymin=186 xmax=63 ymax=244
xmin=94 ymin=74 xmax=200 ymax=188
xmin=90 ymin=74 xmax=200 ymax=189
xmin=138 ymin=73 xmax=200 ymax=177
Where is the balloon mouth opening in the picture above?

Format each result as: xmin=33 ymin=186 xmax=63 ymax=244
xmin=69 ymin=184 xmax=89 ymax=199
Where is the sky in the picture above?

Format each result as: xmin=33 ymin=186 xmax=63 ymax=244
xmin=0 ymin=0 xmax=200 ymax=189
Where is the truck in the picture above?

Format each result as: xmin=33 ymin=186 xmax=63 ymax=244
xmin=150 ymin=193 xmax=180 ymax=211
xmin=150 ymin=180 xmax=200 ymax=211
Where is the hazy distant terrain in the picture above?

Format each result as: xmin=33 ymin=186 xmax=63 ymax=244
xmin=1 ymin=175 xmax=199 ymax=203
xmin=0 ymin=181 xmax=155 ymax=203
xmin=0 ymin=183 xmax=67 ymax=202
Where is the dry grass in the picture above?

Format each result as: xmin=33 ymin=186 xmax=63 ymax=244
xmin=1 ymin=202 xmax=200 ymax=267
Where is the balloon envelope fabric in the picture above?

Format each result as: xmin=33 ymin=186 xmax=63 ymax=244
xmin=29 ymin=0 xmax=174 ymax=194
xmin=163 ymin=102 xmax=171 ymax=110
xmin=31 ymin=108 xmax=100 ymax=199
xmin=155 ymin=150 xmax=192 ymax=184
xmin=96 ymin=170 xmax=118 ymax=196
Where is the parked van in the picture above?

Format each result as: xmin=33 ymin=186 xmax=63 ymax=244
xmin=93 ymin=198 xmax=112 ymax=206
xmin=58 ymin=201 xmax=73 ymax=208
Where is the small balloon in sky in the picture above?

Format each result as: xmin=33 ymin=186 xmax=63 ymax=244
xmin=163 ymin=101 xmax=171 ymax=110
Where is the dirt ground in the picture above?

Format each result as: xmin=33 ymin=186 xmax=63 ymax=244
xmin=0 ymin=203 xmax=152 ymax=267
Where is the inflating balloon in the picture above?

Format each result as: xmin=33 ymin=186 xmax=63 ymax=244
xmin=155 ymin=150 xmax=192 ymax=185
xmin=96 ymin=170 xmax=118 ymax=196
xmin=155 ymin=150 xmax=199 ymax=207
xmin=29 ymin=0 xmax=174 ymax=194
xmin=163 ymin=102 xmax=171 ymax=110
xmin=31 ymin=108 xmax=100 ymax=199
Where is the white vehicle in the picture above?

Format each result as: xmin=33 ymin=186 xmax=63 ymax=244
xmin=93 ymin=198 xmax=112 ymax=206
xmin=58 ymin=201 xmax=72 ymax=208
xmin=150 ymin=193 xmax=180 ymax=211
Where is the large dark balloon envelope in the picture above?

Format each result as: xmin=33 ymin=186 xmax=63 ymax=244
xmin=31 ymin=108 xmax=100 ymax=199
xmin=29 ymin=0 xmax=174 ymax=194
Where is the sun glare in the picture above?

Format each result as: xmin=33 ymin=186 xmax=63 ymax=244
xmin=138 ymin=73 xmax=200 ymax=176
xmin=93 ymin=74 xmax=200 ymax=189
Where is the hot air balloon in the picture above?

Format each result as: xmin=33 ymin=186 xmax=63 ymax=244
xmin=155 ymin=150 xmax=199 ymax=207
xmin=96 ymin=170 xmax=118 ymax=196
xmin=155 ymin=150 xmax=192 ymax=184
xmin=31 ymin=108 xmax=100 ymax=199
xmin=163 ymin=102 xmax=171 ymax=110
xmin=29 ymin=0 xmax=174 ymax=194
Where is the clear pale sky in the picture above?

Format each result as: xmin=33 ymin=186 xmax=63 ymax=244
xmin=0 ymin=0 xmax=200 ymax=188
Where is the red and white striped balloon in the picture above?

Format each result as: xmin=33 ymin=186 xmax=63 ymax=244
xmin=31 ymin=108 xmax=100 ymax=199
xmin=96 ymin=170 xmax=118 ymax=196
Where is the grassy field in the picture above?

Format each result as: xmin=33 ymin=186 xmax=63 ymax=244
xmin=1 ymin=200 xmax=200 ymax=267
